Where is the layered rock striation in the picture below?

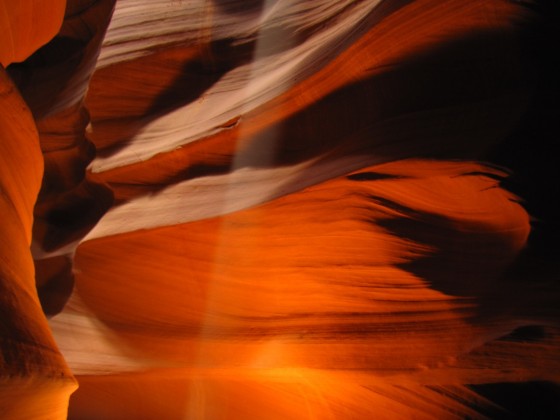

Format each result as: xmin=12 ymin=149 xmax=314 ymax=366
xmin=1 ymin=0 xmax=559 ymax=418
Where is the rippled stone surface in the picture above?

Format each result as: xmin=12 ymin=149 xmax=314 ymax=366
xmin=1 ymin=0 xmax=559 ymax=418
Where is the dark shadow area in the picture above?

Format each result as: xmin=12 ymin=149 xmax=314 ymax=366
xmin=212 ymin=0 xmax=267 ymax=16
xmin=346 ymin=172 xmax=404 ymax=182
xmin=37 ymin=179 xmax=114 ymax=251
xmin=7 ymin=36 xmax=86 ymax=118
xmin=254 ymin=29 xmax=530 ymax=167
xmin=501 ymin=325 xmax=547 ymax=342
xmin=471 ymin=381 xmax=560 ymax=419
xmin=488 ymin=0 xmax=560 ymax=263
xmin=366 ymin=194 xmax=519 ymax=299
xmin=35 ymin=256 xmax=74 ymax=317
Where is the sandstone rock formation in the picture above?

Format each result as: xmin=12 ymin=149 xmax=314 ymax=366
xmin=1 ymin=0 xmax=559 ymax=418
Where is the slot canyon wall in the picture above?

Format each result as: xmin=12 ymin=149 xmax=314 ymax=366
xmin=1 ymin=0 xmax=559 ymax=418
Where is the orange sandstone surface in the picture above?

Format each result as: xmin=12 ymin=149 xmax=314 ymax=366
xmin=0 ymin=64 xmax=76 ymax=419
xmin=1 ymin=0 xmax=560 ymax=418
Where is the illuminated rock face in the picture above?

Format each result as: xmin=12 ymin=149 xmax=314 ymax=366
xmin=0 ymin=25 xmax=76 ymax=420
xmin=1 ymin=0 xmax=559 ymax=418
xmin=0 ymin=0 xmax=65 ymax=67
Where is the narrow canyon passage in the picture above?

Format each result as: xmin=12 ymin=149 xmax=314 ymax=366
xmin=1 ymin=0 xmax=559 ymax=418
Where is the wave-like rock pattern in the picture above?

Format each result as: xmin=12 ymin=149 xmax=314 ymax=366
xmin=1 ymin=0 xmax=559 ymax=418
xmin=0 ymin=64 xmax=76 ymax=419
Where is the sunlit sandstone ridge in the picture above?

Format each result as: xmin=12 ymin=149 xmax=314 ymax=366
xmin=1 ymin=0 xmax=560 ymax=418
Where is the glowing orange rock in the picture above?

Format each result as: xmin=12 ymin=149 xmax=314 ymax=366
xmin=0 ymin=0 xmax=65 ymax=66
xmin=0 ymin=67 xmax=76 ymax=419
xmin=1 ymin=0 xmax=559 ymax=418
